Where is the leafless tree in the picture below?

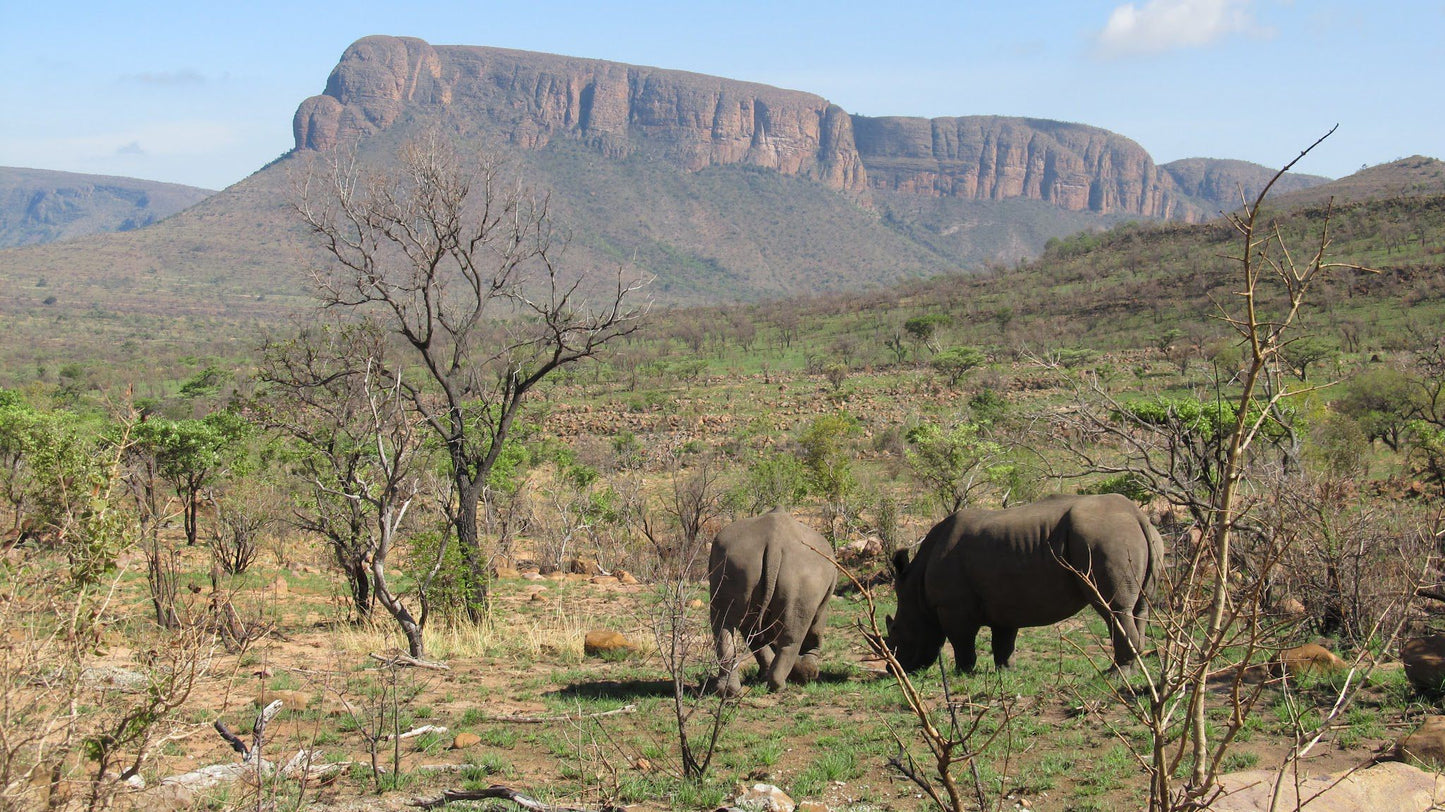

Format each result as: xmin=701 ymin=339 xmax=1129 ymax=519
xmin=294 ymin=133 xmax=648 ymax=619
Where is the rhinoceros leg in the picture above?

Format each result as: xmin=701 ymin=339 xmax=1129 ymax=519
xmin=712 ymin=622 xmax=745 ymax=698
xmin=991 ymin=626 xmax=1019 ymax=669
xmin=765 ymin=641 xmax=803 ymax=692
xmin=1098 ymin=604 xmax=1144 ymax=668
xmin=948 ymin=624 xmax=982 ymax=673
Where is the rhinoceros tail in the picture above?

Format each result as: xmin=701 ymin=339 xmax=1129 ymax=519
xmin=1139 ymin=512 xmax=1166 ymax=601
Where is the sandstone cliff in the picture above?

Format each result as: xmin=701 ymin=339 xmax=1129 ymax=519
xmin=853 ymin=116 xmax=1197 ymax=220
xmin=294 ymin=37 xmax=1335 ymax=226
xmin=294 ymin=36 xmax=866 ymax=193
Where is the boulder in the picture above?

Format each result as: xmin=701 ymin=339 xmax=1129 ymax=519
xmin=1212 ymin=761 xmax=1439 ymax=811
xmin=1395 ymin=715 xmax=1445 ymax=769
xmin=256 ymin=689 xmax=312 ymax=710
xmin=1274 ymin=644 xmax=1347 ymax=679
xmin=583 ymin=630 xmax=635 ymax=657
xmin=451 ymin=732 xmax=481 ymax=749
xmin=1402 ymin=635 xmax=1445 ymax=694
xmin=730 ymin=783 xmax=796 ymax=812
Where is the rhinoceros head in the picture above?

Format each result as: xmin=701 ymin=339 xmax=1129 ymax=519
xmin=886 ymin=548 xmax=945 ymax=672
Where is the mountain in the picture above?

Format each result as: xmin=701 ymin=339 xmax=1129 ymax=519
xmin=1159 ymin=158 xmax=1331 ymax=216
xmin=0 ymin=167 xmax=214 ymax=248
xmin=297 ymin=36 xmax=1304 ymax=223
xmin=0 ymin=35 xmax=1373 ymax=345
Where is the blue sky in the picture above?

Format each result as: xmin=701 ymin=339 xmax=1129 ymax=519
xmin=1 ymin=0 xmax=1439 ymax=190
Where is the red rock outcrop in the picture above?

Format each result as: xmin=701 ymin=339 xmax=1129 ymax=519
xmin=293 ymin=36 xmax=866 ymax=193
xmin=295 ymin=37 xmax=1261 ymax=222
xmin=852 ymin=115 xmax=1200 ymax=220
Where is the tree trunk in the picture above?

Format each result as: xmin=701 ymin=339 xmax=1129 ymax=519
xmin=346 ymin=557 xmax=373 ymax=620
xmin=454 ymin=477 xmax=490 ymax=623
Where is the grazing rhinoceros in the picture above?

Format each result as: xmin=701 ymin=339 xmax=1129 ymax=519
xmin=889 ymin=493 xmax=1164 ymax=673
xmin=708 ymin=508 xmax=837 ymax=695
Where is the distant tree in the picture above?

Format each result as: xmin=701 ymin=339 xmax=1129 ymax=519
xmin=930 ymin=346 xmax=986 ymax=386
xmin=1280 ymin=335 xmax=1336 ymax=381
xmin=295 ymin=134 xmax=647 ymax=619
xmin=128 ymin=412 xmax=248 ymax=547
xmin=904 ymin=314 xmax=950 ymax=355
xmin=904 ymin=420 xmax=1008 ymax=513
xmin=1335 ymin=365 xmax=1414 ymax=450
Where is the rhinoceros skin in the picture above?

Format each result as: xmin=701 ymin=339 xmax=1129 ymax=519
xmin=889 ymin=493 xmax=1163 ymax=673
xmin=708 ymin=508 xmax=837 ymax=695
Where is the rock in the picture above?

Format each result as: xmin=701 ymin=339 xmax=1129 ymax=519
xmin=271 ymin=576 xmax=288 ymax=595
xmin=1402 ymin=635 xmax=1445 ymax=694
xmin=1276 ymin=597 xmax=1307 ymax=617
xmin=139 ymin=782 xmax=194 ymax=812
xmin=1274 ymin=644 xmax=1347 ymax=678
xmin=1396 ymin=716 xmax=1445 ymax=768
xmin=1212 ymin=761 xmax=1439 ymax=811
xmin=797 ymin=803 xmax=829 ymax=812
xmin=568 ymin=557 xmax=601 ymax=575
xmin=529 ymin=590 xmax=549 ymax=603
xmin=584 ymin=630 xmax=635 ymax=657
xmin=256 ymin=689 xmax=312 ymax=710
xmin=451 ymin=732 xmax=481 ymax=749
xmin=492 ymin=565 xmax=521 ymax=579
xmin=293 ymin=39 xmax=1249 ymax=221
xmin=730 ymin=783 xmax=796 ymax=812
xmin=688 ymin=598 xmax=706 ymax=610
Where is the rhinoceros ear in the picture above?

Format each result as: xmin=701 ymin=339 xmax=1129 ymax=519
xmin=891 ymin=549 xmax=911 ymax=580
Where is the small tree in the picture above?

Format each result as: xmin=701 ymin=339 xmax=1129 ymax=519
xmin=295 ymin=134 xmax=647 ymax=619
xmin=904 ymin=420 xmax=1008 ymax=514
xmin=130 ymin=412 xmax=248 ymax=547
xmin=930 ymin=346 xmax=986 ymax=387
xmin=904 ymin=314 xmax=950 ymax=356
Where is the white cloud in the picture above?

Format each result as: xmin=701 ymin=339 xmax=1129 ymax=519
xmin=1096 ymin=0 xmax=1260 ymax=57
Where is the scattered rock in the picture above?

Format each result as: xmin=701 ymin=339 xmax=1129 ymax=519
xmin=140 ymin=782 xmax=194 ymax=812
xmin=688 ymin=598 xmax=706 ymax=610
xmin=1274 ymin=644 xmax=1347 ymax=679
xmin=797 ymin=802 xmax=829 ymax=812
xmin=1212 ymin=761 xmax=1439 ymax=811
xmin=730 ymin=783 xmax=796 ymax=812
xmin=1402 ymin=635 xmax=1445 ymax=694
xmin=584 ymin=630 xmax=635 ymax=657
xmin=256 ymin=689 xmax=312 ymax=710
xmin=271 ymin=576 xmax=289 ymax=595
xmin=632 ymin=757 xmax=653 ymax=771
xmin=1276 ymin=597 xmax=1307 ymax=617
xmin=568 ymin=556 xmax=602 ymax=575
xmin=1395 ymin=715 xmax=1445 ymax=769
xmin=451 ymin=732 xmax=481 ymax=749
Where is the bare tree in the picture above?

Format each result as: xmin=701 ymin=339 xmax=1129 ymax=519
xmin=294 ymin=134 xmax=648 ymax=618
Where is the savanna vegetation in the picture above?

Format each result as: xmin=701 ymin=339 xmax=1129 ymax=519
xmin=1 ymin=135 xmax=1444 ymax=811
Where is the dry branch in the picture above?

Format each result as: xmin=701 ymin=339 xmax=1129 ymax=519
xmin=410 ymin=785 xmax=625 ymax=812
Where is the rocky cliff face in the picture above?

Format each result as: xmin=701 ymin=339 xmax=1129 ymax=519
xmin=852 ymin=116 xmax=1199 ymax=220
xmin=294 ymin=36 xmax=866 ymax=193
xmin=296 ymin=37 xmax=1327 ymax=223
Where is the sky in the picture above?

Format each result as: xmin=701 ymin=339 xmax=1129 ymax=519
xmin=1 ymin=0 xmax=1440 ymax=190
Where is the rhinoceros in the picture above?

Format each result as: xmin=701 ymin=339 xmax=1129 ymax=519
xmin=889 ymin=493 xmax=1164 ymax=673
xmin=708 ymin=508 xmax=837 ymax=695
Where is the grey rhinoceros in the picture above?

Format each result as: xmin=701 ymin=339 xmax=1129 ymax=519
xmin=889 ymin=493 xmax=1164 ymax=673
xmin=708 ymin=508 xmax=837 ymax=695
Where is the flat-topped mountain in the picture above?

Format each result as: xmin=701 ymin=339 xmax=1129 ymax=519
xmin=296 ymin=36 xmax=1320 ymax=222
xmin=1 ymin=35 xmax=1379 ymax=334
xmin=0 ymin=167 xmax=214 ymax=248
